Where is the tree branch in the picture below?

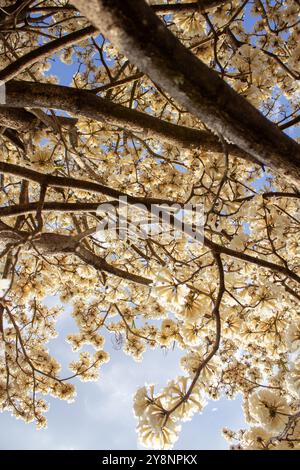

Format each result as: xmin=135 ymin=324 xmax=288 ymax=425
xmin=71 ymin=0 xmax=300 ymax=184
xmin=0 ymin=228 xmax=152 ymax=286
xmin=0 ymin=160 xmax=176 ymax=207
xmin=1 ymin=161 xmax=299 ymax=290
xmin=0 ymin=106 xmax=77 ymax=131
xmin=0 ymin=26 xmax=97 ymax=83
xmin=152 ymin=1 xmax=229 ymax=14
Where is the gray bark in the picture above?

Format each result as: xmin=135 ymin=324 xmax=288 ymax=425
xmin=71 ymin=0 xmax=300 ymax=185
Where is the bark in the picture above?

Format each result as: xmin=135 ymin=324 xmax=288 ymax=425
xmin=0 ymin=106 xmax=39 ymax=131
xmin=76 ymin=245 xmax=151 ymax=285
xmin=4 ymin=80 xmax=253 ymax=160
xmin=71 ymin=0 xmax=300 ymax=185
xmin=30 ymin=1 xmax=228 ymax=16
xmin=0 ymin=106 xmax=77 ymax=132
xmin=0 ymin=0 xmax=28 ymax=28
xmin=1 ymin=127 xmax=25 ymax=150
xmin=0 ymin=227 xmax=151 ymax=285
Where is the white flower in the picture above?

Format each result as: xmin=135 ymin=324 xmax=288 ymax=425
xmin=222 ymin=311 xmax=242 ymax=338
xmin=163 ymin=376 xmax=206 ymax=421
xmin=230 ymin=233 xmax=248 ymax=251
xmin=286 ymin=359 xmax=300 ymax=398
xmin=0 ymin=278 xmax=10 ymax=296
xmin=286 ymin=320 xmax=300 ymax=352
xmin=180 ymin=350 xmax=220 ymax=383
xmin=133 ymin=385 xmax=153 ymax=417
xmin=248 ymin=390 xmax=289 ymax=431
xmin=137 ymin=414 xmax=181 ymax=450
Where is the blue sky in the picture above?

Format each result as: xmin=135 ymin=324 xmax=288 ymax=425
xmin=0 ymin=297 xmax=245 ymax=450
xmin=2 ymin=8 xmax=299 ymax=449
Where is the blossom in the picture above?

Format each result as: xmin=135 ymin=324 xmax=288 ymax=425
xmin=222 ymin=311 xmax=242 ymax=338
xmin=174 ymin=12 xmax=204 ymax=36
xmin=248 ymin=390 xmax=289 ymax=431
xmin=51 ymin=382 xmax=76 ymax=403
xmin=180 ymin=350 xmax=220 ymax=383
xmin=137 ymin=417 xmax=181 ymax=450
xmin=1 ymin=0 xmax=300 ymax=449
xmin=178 ymin=294 xmax=210 ymax=322
xmin=31 ymin=148 xmax=53 ymax=171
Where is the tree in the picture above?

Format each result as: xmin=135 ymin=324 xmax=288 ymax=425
xmin=0 ymin=0 xmax=299 ymax=450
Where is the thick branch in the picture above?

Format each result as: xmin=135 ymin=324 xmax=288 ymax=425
xmin=205 ymin=238 xmax=300 ymax=285
xmin=0 ymin=106 xmax=40 ymax=131
xmin=1 ymin=127 xmax=25 ymax=150
xmin=0 ymin=26 xmax=96 ymax=83
xmin=4 ymin=80 xmax=253 ymax=159
xmin=71 ymin=0 xmax=300 ymax=185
